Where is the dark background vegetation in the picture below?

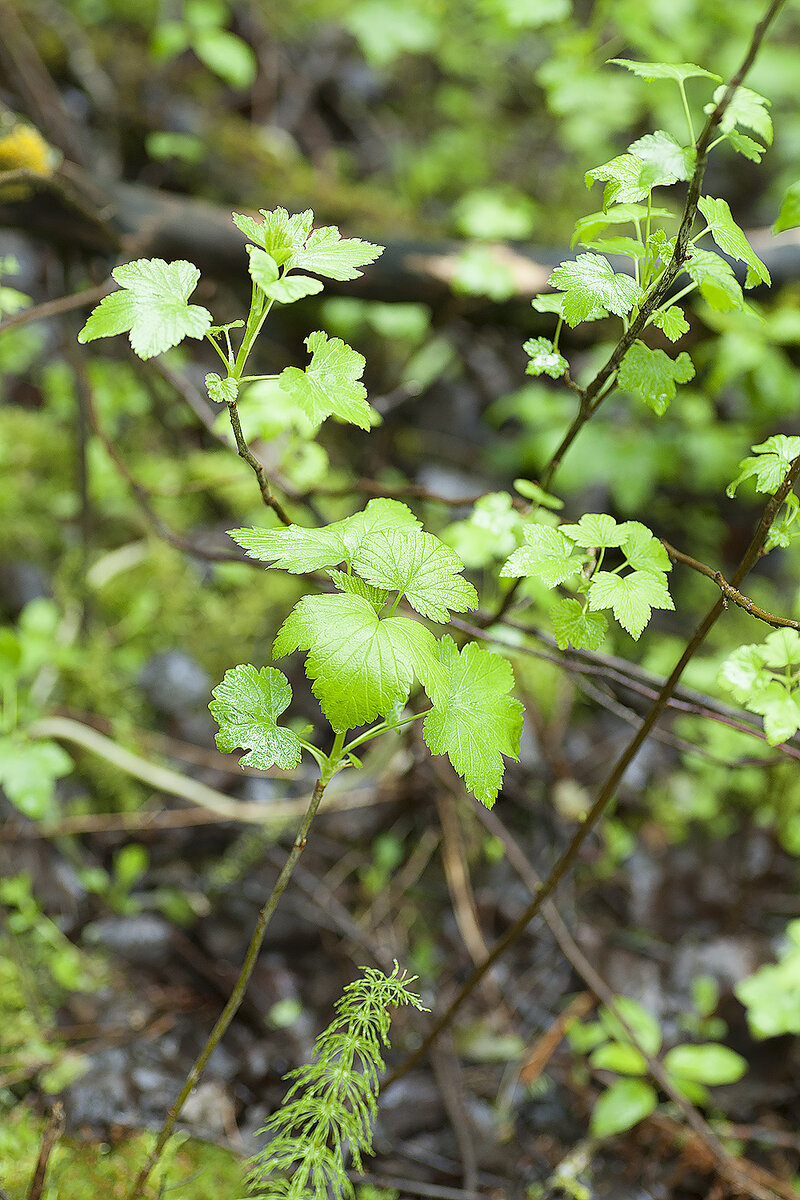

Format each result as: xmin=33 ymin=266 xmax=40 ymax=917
xmin=2 ymin=1 xmax=800 ymax=1196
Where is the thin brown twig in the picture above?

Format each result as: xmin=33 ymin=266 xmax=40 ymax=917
xmin=664 ymin=540 xmax=800 ymax=630
xmin=225 ymin=397 xmax=293 ymax=525
xmin=0 ymin=279 xmax=111 ymax=337
xmin=26 ymin=1102 xmax=64 ymax=1200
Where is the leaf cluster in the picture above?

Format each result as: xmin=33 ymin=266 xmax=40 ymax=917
xmin=719 ymin=629 xmax=800 ymax=746
xmin=501 ymin=513 xmax=674 ymax=644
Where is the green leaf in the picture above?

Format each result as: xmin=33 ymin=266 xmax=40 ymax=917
xmin=718 ymin=643 xmax=768 ymax=701
xmin=599 ymin=997 xmax=662 ymax=1056
xmin=288 ymin=224 xmax=384 ymax=281
xmin=500 ymin=524 xmax=583 ymax=587
xmin=422 ymin=638 xmax=524 ymax=807
xmin=0 ymin=736 xmax=72 ymax=818
xmin=662 ymin=1043 xmax=747 ymax=1086
xmin=328 ymin=569 xmax=388 ymax=611
xmin=590 ymin=1078 xmax=658 ymax=1138
xmin=735 ymin=929 xmax=800 ymax=1039
xmin=618 ymin=341 xmax=694 ymax=415
xmin=726 ymin=130 xmax=766 ymax=163
xmin=749 ymin=682 xmax=800 ymax=746
xmin=548 ymin=254 xmax=642 ymax=327
xmin=531 ymin=291 xmax=608 ymax=322
xmin=619 ymin=521 xmax=672 ymax=574
xmin=571 ymin=203 xmax=671 ymax=249
xmin=230 ymin=498 xmax=420 ymax=573
xmin=560 ymin=512 xmax=627 ymax=549
xmin=273 ymin=593 xmax=440 ymax=731
xmin=279 ymin=331 xmax=376 ymax=430
xmin=727 ymin=435 xmax=800 ymax=496
xmin=246 ymin=247 xmax=279 ymax=287
xmin=193 ymin=27 xmax=257 ymax=89
xmin=550 ymin=598 xmax=608 ymax=651
xmin=78 ymin=258 xmax=212 ymax=359
xmin=262 ymin=275 xmax=325 ymax=304
xmin=706 ymin=84 xmax=772 ymax=145
xmin=352 ymin=529 xmax=479 ymax=623
xmin=761 ymin=628 xmax=800 ymax=669
xmin=588 ymin=570 xmax=674 ymax=639
xmin=628 ymin=130 xmax=694 ymax=182
xmin=523 ymin=336 xmax=568 ymax=378
xmin=697 ymin=196 xmax=770 ymax=288
xmin=586 ymin=153 xmax=678 ymax=207
xmin=774 ymin=181 xmax=800 ymax=235
xmin=652 ymin=305 xmax=689 ymax=341
xmin=205 ymin=373 xmax=238 ymax=404
xmin=209 ymin=664 xmax=302 ymax=770
xmin=684 ymin=248 xmax=745 ymax=312
xmin=609 ymin=59 xmax=721 ymax=86
xmin=233 ymin=207 xmax=313 ymax=266
xmin=589 ymin=1043 xmax=647 ymax=1075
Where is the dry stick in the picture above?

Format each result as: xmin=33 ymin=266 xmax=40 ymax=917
xmin=476 ymin=806 xmax=798 ymax=1200
xmin=225 ymin=396 xmax=293 ymax=526
xmin=383 ymin=451 xmax=800 ymax=1095
xmin=0 ymin=279 xmax=111 ymax=337
xmin=26 ymin=1102 xmax=65 ymax=1200
xmin=128 ymin=775 xmax=329 ymax=1200
xmin=663 ymin=539 xmax=800 ymax=630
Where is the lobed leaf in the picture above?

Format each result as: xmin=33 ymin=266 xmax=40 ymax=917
xmin=501 ymin=524 xmax=583 ymax=587
xmin=209 ymin=664 xmax=302 ymax=770
xmin=352 ymin=529 xmax=478 ymax=623
xmin=706 ymin=84 xmax=772 ymax=145
xmin=279 ymin=331 xmax=376 ymax=429
xmin=423 ymin=638 xmax=524 ymax=807
xmin=523 ymin=336 xmax=568 ymax=378
xmin=609 ymin=59 xmax=721 ymax=85
xmin=588 ymin=569 xmax=674 ymax=639
xmin=548 ymin=254 xmax=642 ymax=327
xmin=78 ymin=258 xmax=212 ymax=360
xmin=550 ymin=597 xmax=608 ymax=651
xmin=618 ymin=341 xmax=694 ymax=415
xmin=697 ymin=196 xmax=770 ymax=288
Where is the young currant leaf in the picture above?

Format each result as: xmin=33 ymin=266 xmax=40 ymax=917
xmin=628 ymin=130 xmax=694 ymax=182
xmin=609 ymin=59 xmax=721 ymax=86
xmin=584 ymin=237 xmax=644 ymax=258
xmin=523 ymin=336 xmax=568 ymax=379
xmin=589 ymin=1043 xmax=647 ymax=1075
xmin=774 ymin=180 xmax=800 ymax=235
xmin=77 ymin=259 xmax=212 ymax=359
xmin=727 ymin=435 xmax=800 ymax=496
xmin=352 ymin=529 xmax=479 ymax=623
xmin=550 ymin=597 xmax=608 ymax=651
xmin=760 ymin=628 xmax=800 ymax=669
xmin=571 ymin=204 xmax=672 ymax=249
xmin=233 ymin=208 xmax=313 ymax=266
xmin=247 ymin=246 xmax=280 ymax=287
xmin=422 ymin=637 xmax=523 ymax=807
xmin=532 ymin=291 xmax=608 ymax=322
xmin=548 ymin=254 xmax=642 ymax=327
xmin=205 ymin=373 xmax=238 ymax=404
xmin=279 ymin=331 xmax=376 ymax=430
xmin=683 ymin=248 xmax=745 ymax=312
xmin=617 ymin=341 xmax=695 ymax=415
xmin=288 ymin=224 xmax=385 ymax=281
xmin=727 ymin=131 xmax=766 ymax=163
xmin=273 ymin=593 xmax=440 ymax=730
xmin=328 ymin=569 xmax=388 ymax=611
xmin=209 ymin=664 xmax=302 ymax=770
xmin=705 ymin=84 xmax=772 ymax=145
xmin=560 ymin=513 xmax=628 ymax=549
xmin=652 ymin=305 xmax=689 ymax=341
xmin=747 ymin=683 xmax=800 ymax=746
xmin=500 ymin=525 xmax=583 ymax=587
xmin=262 ymin=276 xmax=325 ymax=304
xmin=718 ymin=643 xmax=770 ymax=699
xmin=697 ymin=197 xmax=770 ymax=288
xmin=619 ymin=522 xmax=672 ymax=574
xmin=588 ymin=570 xmax=674 ymax=639
xmin=230 ymin=499 xmax=421 ymax=572
xmin=585 ymin=154 xmax=674 ymax=207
